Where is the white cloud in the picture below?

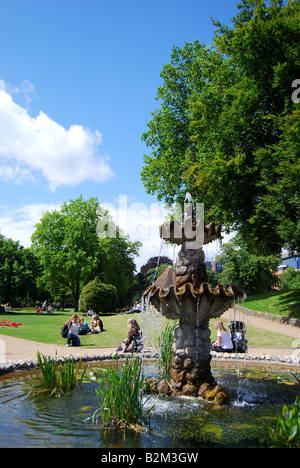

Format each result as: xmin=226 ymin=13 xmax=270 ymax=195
xmin=98 ymin=197 xmax=230 ymax=270
xmin=0 ymin=81 xmax=114 ymax=190
xmin=0 ymin=203 xmax=61 ymax=247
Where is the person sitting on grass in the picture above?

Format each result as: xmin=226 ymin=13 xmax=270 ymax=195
xmin=78 ymin=318 xmax=91 ymax=335
xmin=90 ymin=314 xmax=104 ymax=334
xmin=65 ymin=314 xmax=81 ymax=347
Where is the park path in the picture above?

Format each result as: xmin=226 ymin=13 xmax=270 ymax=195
xmin=222 ymin=308 xmax=300 ymax=340
xmin=0 ymin=335 xmax=117 ymax=364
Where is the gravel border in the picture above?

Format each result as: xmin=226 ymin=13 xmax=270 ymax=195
xmin=211 ymin=350 xmax=300 ymax=366
xmin=0 ymin=351 xmax=155 ymax=377
xmin=1 ymin=349 xmax=299 ymax=378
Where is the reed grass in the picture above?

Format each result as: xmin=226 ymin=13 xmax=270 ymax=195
xmin=59 ymin=357 xmax=87 ymax=393
xmin=31 ymin=351 xmax=87 ymax=396
xmin=156 ymin=321 xmax=177 ymax=376
xmin=93 ymin=355 xmax=152 ymax=430
xmin=35 ymin=351 xmax=58 ymax=394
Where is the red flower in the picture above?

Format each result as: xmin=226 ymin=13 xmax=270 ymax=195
xmin=0 ymin=319 xmax=22 ymax=327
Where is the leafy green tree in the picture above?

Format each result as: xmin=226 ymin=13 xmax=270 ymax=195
xmin=217 ymin=237 xmax=279 ymax=294
xmin=136 ymin=256 xmax=173 ymax=297
xmin=31 ymin=196 xmax=140 ymax=310
xmin=141 ymin=0 xmax=300 ymax=255
xmin=0 ymin=234 xmax=40 ymax=305
xmin=97 ymin=232 xmax=141 ymax=306
xmin=206 ymin=267 xmax=220 ymax=288
xmin=146 ymin=263 xmax=171 ymax=285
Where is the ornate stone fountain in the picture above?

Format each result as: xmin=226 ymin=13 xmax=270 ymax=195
xmin=143 ymin=195 xmax=243 ymax=404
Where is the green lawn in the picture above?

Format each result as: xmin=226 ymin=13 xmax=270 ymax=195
xmin=0 ymin=309 xmax=146 ymax=348
xmin=0 ymin=302 xmax=297 ymax=350
xmin=244 ymin=290 xmax=300 ymax=319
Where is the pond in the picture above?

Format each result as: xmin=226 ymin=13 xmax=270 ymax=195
xmin=0 ymin=360 xmax=299 ymax=448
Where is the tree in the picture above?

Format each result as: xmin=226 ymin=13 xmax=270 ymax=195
xmin=31 ymin=196 xmax=140 ymax=310
xmin=146 ymin=263 xmax=172 ymax=285
xmin=279 ymin=267 xmax=300 ymax=292
xmin=136 ymin=256 xmax=173 ymax=297
xmin=141 ymin=0 xmax=300 ymax=255
xmin=217 ymin=237 xmax=279 ymax=295
xmin=0 ymin=234 xmax=40 ymax=305
xmin=97 ymin=232 xmax=141 ymax=306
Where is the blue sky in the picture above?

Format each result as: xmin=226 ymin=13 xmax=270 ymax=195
xmin=0 ymin=0 xmax=240 ymax=268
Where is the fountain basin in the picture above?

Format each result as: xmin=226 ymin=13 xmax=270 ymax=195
xmin=0 ymin=360 xmax=299 ymax=448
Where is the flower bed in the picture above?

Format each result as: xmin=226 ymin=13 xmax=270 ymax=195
xmin=0 ymin=320 xmax=22 ymax=327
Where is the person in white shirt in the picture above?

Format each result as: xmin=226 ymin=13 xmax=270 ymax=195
xmin=65 ymin=314 xmax=81 ymax=347
xmin=212 ymin=321 xmax=233 ymax=353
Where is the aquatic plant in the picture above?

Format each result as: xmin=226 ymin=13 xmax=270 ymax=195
xmin=31 ymin=352 xmax=87 ymax=396
xmin=35 ymin=351 xmax=57 ymax=394
xmin=93 ymin=355 xmax=153 ymax=431
xmin=156 ymin=321 xmax=177 ymax=376
xmin=59 ymin=356 xmax=87 ymax=393
xmin=269 ymin=396 xmax=300 ymax=448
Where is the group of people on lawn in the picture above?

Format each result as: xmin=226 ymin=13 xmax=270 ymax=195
xmin=65 ymin=313 xmax=233 ymax=354
xmin=65 ymin=313 xmax=104 ymax=347
xmin=64 ymin=312 xmax=144 ymax=353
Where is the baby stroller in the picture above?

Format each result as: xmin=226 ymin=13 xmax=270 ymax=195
xmin=228 ymin=321 xmax=248 ymax=353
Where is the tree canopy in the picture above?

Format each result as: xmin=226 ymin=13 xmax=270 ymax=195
xmin=0 ymin=234 xmax=39 ymax=305
xmin=31 ymin=196 xmax=141 ymax=310
xmin=217 ymin=236 xmax=279 ymax=295
xmin=141 ymin=0 xmax=300 ymax=255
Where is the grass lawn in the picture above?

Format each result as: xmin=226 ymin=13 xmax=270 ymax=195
xmin=0 ymin=304 xmax=296 ymax=350
xmin=244 ymin=290 xmax=300 ymax=319
xmin=0 ymin=309 xmax=148 ymax=348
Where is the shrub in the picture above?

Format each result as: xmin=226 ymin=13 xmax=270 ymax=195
xmin=79 ymin=276 xmax=118 ymax=315
xmin=280 ymin=267 xmax=300 ymax=291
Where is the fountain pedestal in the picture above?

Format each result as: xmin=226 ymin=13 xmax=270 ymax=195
xmin=143 ymin=207 xmax=243 ymax=404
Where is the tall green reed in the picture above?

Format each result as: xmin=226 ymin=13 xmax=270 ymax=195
xmin=32 ymin=352 xmax=87 ymax=396
xmin=93 ymin=355 xmax=152 ymax=430
xmin=156 ymin=321 xmax=177 ymax=376
xmin=35 ymin=351 xmax=58 ymax=394
xmin=59 ymin=357 xmax=87 ymax=393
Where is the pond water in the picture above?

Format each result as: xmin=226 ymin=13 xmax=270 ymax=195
xmin=0 ymin=360 xmax=299 ymax=448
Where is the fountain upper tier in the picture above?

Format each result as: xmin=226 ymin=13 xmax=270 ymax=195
xmin=143 ymin=213 xmax=243 ymax=325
